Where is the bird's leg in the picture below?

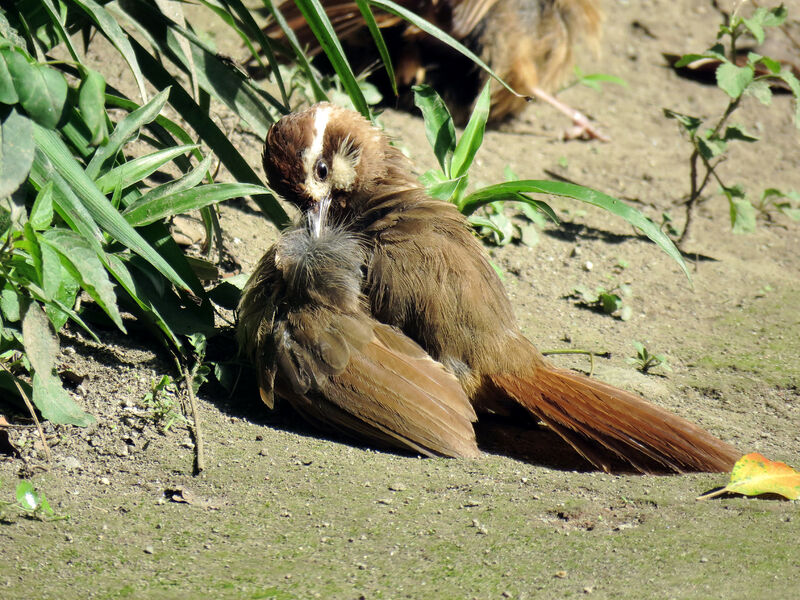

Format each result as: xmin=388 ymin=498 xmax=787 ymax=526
xmin=530 ymin=86 xmax=609 ymax=142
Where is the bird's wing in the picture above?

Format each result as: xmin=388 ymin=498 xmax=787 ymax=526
xmin=273 ymin=309 xmax=480 ymax=458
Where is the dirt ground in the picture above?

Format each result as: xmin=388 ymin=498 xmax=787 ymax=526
xmin=2 ymin=1 xmax=799 ymax=598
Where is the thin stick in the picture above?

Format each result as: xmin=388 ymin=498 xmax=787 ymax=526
xmin=0 ymin=363 xmax=51 ymax=462
xmin=182 ymin=362 xmax=205 ymax=475
xmin=541 ymin=348 xmax=610 ymax=378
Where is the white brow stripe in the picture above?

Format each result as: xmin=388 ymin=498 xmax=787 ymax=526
xmin=309 ymin=105 xmax=331 ymax=160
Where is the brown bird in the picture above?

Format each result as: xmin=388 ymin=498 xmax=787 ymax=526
xmin=267 ymin=0 xmax=607 ymax=140
xmin=238 ymin=102 xmax=740 ymax=472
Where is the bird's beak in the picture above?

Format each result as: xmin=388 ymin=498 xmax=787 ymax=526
xmin=307 ymin=194 xmax=332 ymax=239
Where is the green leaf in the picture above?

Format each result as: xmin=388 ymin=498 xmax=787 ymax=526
xmin=1 ymin=47 xmax=67 ymax=128
xmin=78 ymin=68 xmax=108 ymax=146
xmin=0 ymin=107 xmax=35 ymax=198
xmin=467 ymin=214 xmax=510 ymax=245
xmin=0 ymin=286 xmax=21 ymax=322
xmin=128 ymin=152 xmax=213 ymax=209
xmin=263 ymin=1 xmax=327 ymax=103
xmin=86 ymin=87 xmax=170 ymax=181
xmin=0 ymin=48 xmax=18 ymax=104
xmin=742 ymin=16 xmax=765 ymax=45
xmin=22 ymin=301 xmax=94 ymax=426
xmin=663 ymin=109 xmax=702 ymax=134
xmin=451 ymin=82 xmax=491 ymax=179
xmin=599 ymin=292 xmax=623 ymax=314
xmin=41 ymin=229 xmax=124 ymax=330
xmin=764 ymin=5 xmax=788 ymax=27
xmin=31 ymin=126 xmax=192 ymax=292
xmin=68 ymin=0 xmax=148 ymax=102
xmin=123 ymin=183 xmax=269 ymax=227
xmin=413 ymin=85 xmax=456 ymax=177
xmin=725 ymin=186 xmax=756 ymax=234
xmin=355 ymin=0 xmax=397 ymax=95
xmin=93 ymin=144 xmax=198 ymax=194
xmin=103 ymin=254 xmax=181 ymax=349
xmin=119 ymin=4 xmax=284 ymax=137
xmin=745 ymin=79 xmax=772 ymax=105
xmin=674 ymin=53 xmax=721 ymax=68
xmin=512 ymin=193 xmax=559 ymax=224
xmin=29 ymin=180 xmax=54 ymax=230
xmin=16 ymin=480 xmax=38 ymax=510
xmin=463 ymin=180 xmax=691 ymax=282
xmin=426 ymin=177 xmax=463 ymax=202
xmin=757 ymin=56 xmax=782 ymax=75
xmin=40 ymin=240 xmax=79 ymax=331
xmin=207 ymin=272 xmax=249 ymax=310
xmin=696 ymin=134 xmax=726 ymax=160
xmin=716 ymin=63 xmax=754 ymax=99
xmin=775 ymin=69 xmax=800 ymax=128
xmin=197 ymin=0 xmax=289 ymax=106
xmin=722 ymin=124 xmax=758 ymax=142
xmin=294 ymin=0 xmax=370 ymax=118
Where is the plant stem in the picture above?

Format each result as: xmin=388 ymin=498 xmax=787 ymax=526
xmin=0 ymin=362 xmax=51 ymax=462
xmin=182 ymin=361 xmax=205 ymax=475
xmin=679 ymin=94 xmax=741 ymax=247
xmin=541 ymin=348 xmax=611 ymax=378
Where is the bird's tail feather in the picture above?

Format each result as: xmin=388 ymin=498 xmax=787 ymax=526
xmin=491 ymin=366 xmax=739 ymax=473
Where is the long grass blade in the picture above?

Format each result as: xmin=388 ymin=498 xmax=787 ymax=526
xmin=123 ymin=182 xmax=270 ymax=227
xmin=462 ymin=180 xmax=691 ymax=282
xmin=68 ymin=0 xmax=149 ymax=101
xmin=263 ymin=0 xmax=328 ymax=103
xmin=294 ymin=0 xmax=370 ymax=117
xmin=355 ymin=0 xmax=397 ymax=95
xmin=204 ymin=0 xmax=290 ymax=107
xmin=94 ymin=144 xmax=198 ymax=194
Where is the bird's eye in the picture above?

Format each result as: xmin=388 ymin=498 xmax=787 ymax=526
xmin=315 ymin=159 xmax=329 ymax=181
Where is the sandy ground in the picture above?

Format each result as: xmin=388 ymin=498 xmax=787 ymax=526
xmin=1 ymin=1 xmax=799 ymax=598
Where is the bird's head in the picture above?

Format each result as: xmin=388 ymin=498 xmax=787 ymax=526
xmin=263 ymin=103 xmax=388 ymax=233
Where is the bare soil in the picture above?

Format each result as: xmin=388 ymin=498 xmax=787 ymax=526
xmin=2 ymin=1 xmax=799 ymax=598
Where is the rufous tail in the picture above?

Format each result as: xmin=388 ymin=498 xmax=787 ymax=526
xmin=491 ymin=366 xmax=739 ymax=473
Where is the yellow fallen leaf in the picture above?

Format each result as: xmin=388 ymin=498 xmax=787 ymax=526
xmin=698 ymin=452 xmax=800 ymax=501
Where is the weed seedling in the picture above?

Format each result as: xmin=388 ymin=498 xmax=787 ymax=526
xmin=142 ymin=375 xmax=187 ymax=432
xmin=571 ymin=284 xmax=633 ymax=321
xmin=627 ymin=341 xmax=672 ymax=374
xmin=0 ymin=479 xmax=67 ymax=521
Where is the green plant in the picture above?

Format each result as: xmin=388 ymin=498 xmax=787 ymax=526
xmin=755 ymin=188 xmax=800 ymax=222
xmin=142 ymin=374 xmax=187 ymax=432
xmin=571 ymin=284 xmax=633 ymax=321
xmin=664 ymin=3 xmax=800 ymax=245
xmin=627 ymin=341 xmax=672 ymax=374
xmin=0 ymin=479 xmax=67 ymax=521
xmin=0 ymin=19 xmax=270 ymax=425
xmin=412 ymin=83 xmax=691 ymax=280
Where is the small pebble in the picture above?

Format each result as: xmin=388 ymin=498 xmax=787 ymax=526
xmin=144 ymin=545 xmax=154 ymax=554
xmin=99 ymin=477 xmax=110 ymax=486
xmin=583 ymin=260 xmax=593 ymax=271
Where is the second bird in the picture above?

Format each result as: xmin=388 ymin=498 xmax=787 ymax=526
xmin=268 ymin=0 xmax=606 ymax=139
